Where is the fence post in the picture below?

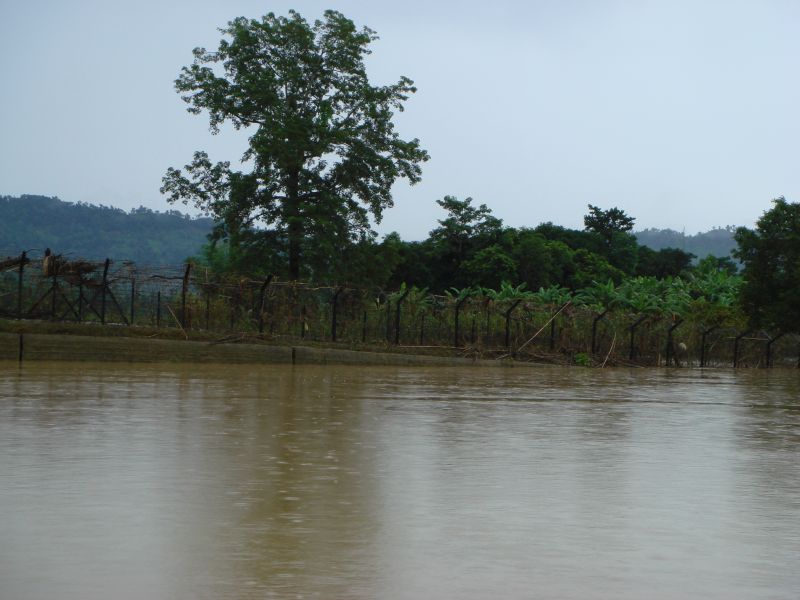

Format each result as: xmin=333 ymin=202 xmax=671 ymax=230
xmin=454 ymin=296 xmax=468 ymax=348
xmin=385 ymin=298 xmax=392 ymax=342
xmin=362 ymin=310 xmax=367 ymax=343
xmin=733 ymin=330 xmax=751 ymax=368
xmin=77 ymin=278 xmax=84 ymax=322
xmin=205 ymin=289 xmax=211 ymax=330
xmin=665 ymin=319 xmax=683 ymax=366
xmin=129 ymin=277 xmax=135 ymax=326
xmin=257 ymin=275 xmax=273 ymax=334
xmin=331 ymin=287 xmax=343 ymax=342
xmin=180 ymin=263 xmax=191 ymax=329
xmin=591 ymin=310 xmax=608 ymax=354
xmin=420 ymin=312 xmax=426 ymax=346
xmin=765 ymin=332 xmax=785 ymax=368
xmin=394 ymin=288 xmax=410 ymax=345
xmin=156 ymin=291 xmax=161 ymax=328
xmin=629 ymin=315 xmax=647 ymax=360
xmin=100 ymin=258 xmax=110 ymax=325
xmin=483 ymin=299 xmax=492 ymax=345
xmin=50 ymin=270 xmax=58 ymax=319
xmin=700 ymin=326 xmax=717 ymax=368
xmin=504 ymin=300 xmax=521 ymax=349
xmin=300 ymin=305 xmax=307 ymax=339
xmin=17 ymin=251 xmax=26 ymax=319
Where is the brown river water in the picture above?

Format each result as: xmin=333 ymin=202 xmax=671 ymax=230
xmin=0 ymin=362 xmax=798 ymax=600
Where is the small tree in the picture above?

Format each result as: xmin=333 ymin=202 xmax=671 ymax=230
xmin=162 ymin=10 xmax=429 ymax=280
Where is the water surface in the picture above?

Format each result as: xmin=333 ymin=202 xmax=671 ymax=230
xmin=1 ymin=362 xmax=798 ymax=599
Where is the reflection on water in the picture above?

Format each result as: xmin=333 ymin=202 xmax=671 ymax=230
xmin=1 ymin=363 xmax=799 ymax=600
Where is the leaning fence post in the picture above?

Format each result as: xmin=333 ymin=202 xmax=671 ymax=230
xmin=17 ymin=251 xmax=26 ymax=319
xmin=629 ymin=315 xmax=647 ymax=360
xmin=394 ymin=288 xmax=411 ymax=345
xmin=733 ymin=330 xmax=751 ymax=368
xmin=591 ymin=310 xmax=608 ymax=354
xmin=180 ymin=263 xmax=191 ymax=329
xmin=504 ymin=300 xmax=521 ymax=349
xmin=765 ymin=332 xmax=785 ymax=368
xmin=454 ymin=296 xmax=468 ymax=348
xmin=665 ymin=319 xmax=683 ymax=366
xmin=331 ymin=287 xmax=343 ymax=342
xmin=100 ymin=258 xmax=110 ymax=325
xmin=700 ymin=325 xmax=717 ymax=368
xmin=257 ymin=275 xmax=273 ymax=334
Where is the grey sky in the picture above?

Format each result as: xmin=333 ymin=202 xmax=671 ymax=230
xmin=1 ymin=0 xmax=798 ymax=239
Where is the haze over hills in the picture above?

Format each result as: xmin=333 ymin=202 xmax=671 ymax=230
xmin=0 ymin=195 xmax=214 ymax=265
xmin=0 ymin=195 xmax=737 ymax=266
xmin=633 ymin=227 xmax=738 ymax=260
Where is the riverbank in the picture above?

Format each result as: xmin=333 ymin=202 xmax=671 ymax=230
xmin=0 ymin=322 xmax=544 ymax=367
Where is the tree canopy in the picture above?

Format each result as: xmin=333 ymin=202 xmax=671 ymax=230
xmin=161 ymin=10 xmax=428 ymax=280
xmin=734 ymin=197 xmax=800 ymax=332
xmin=583 ymin=204 xmax=635 ymax=244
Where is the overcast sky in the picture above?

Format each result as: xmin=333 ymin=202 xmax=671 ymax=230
xmin=1 ymin=0 xmax=798 ymax=239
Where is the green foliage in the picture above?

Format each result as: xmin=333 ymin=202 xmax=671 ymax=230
xmin=482 ymin=281 xmax=534 ymax=302
xmin=575 ymin=279 xmax=621 ymax=312
xmin=584 ymin=205 xmax=635 ymax=244
xmin=461 ymin=245 xmax=516 ymax=289
xmin=162 ymin=10 xmax=428 ymax=280
xmin=636 ymin=246 xmax=695 ymax=278
xmin=573 ymin=352 xmax=591 ymax=366
xmin=533 ymin=285 xmax=572 ymax=308
xmin=734 ymin=197 xmax=800 ymax=331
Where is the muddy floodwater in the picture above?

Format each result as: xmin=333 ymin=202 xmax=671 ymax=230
xmin=1 ymin=362 xmax=799 ymax=600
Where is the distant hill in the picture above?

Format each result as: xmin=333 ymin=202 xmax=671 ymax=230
xmin=0 ymin=195 xmax=214 ymax=265
xmin=634 ymin=227 xmax=737 ymax=259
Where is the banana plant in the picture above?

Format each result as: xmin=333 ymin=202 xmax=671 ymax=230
xmin=532 ymin=284 xmax=572 ymax=309
xmin=575 ymin=279 xmax=622 ymax=312
xmin=482 ymin=281 xmax=534 ymax=302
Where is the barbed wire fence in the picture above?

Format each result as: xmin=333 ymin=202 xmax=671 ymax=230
xmin=1 ymin=250 xmax=797 ymax=367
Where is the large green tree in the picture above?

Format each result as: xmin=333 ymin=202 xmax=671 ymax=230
xmin=161 ymin=10 xmax=428 ymax=279
xmin=583 ymin=204 xmax=637 ymax=273
xmin=734 ymin=197 xmax=800 ymax=331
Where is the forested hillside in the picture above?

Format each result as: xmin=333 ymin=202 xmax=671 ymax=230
xmin=634 ymin=227 xmax=736 ymax=259
xmin=0 ymin=195 xmax=213 ymax=264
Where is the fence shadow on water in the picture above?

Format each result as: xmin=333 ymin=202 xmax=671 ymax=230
xmin=1 ymin=251 xmax=798 ymax=368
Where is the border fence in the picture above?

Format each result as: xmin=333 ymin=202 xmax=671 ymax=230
xmin=1 ymin=250 xmax=798 ymax=368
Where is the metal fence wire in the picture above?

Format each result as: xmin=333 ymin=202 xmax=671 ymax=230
xmin=1 ymin=251 xmax=798 ymax=367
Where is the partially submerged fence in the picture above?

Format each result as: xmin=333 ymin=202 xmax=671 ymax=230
xmin=1 ymin=251 xmax=798 ymax=367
